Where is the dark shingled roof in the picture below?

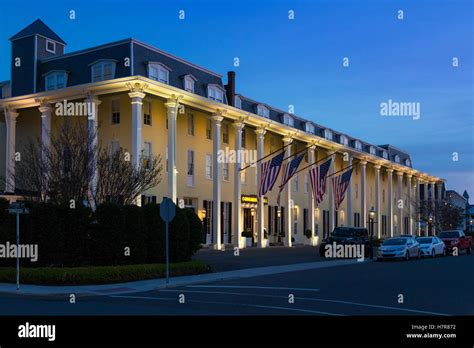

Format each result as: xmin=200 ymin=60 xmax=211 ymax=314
xmin=9 ymin=19 xmax=66 ymax=45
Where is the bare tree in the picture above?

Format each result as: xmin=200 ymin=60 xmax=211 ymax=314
xmin=7 ymin=119 xmax=162 ymax=206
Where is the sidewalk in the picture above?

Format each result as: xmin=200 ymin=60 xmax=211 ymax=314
xmin=0 ymin=258 xmax=367 ymax=297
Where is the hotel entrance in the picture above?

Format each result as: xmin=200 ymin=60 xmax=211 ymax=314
xmin=243 ymin=208 xmax=255 ymax=246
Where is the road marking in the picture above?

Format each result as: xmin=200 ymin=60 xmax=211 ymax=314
xmin=187 ymin=285 xmax=320 ymax=292
xmin=160 ymin=289 xmax=450 ymax=316
xmin=109 ymin=294 xmax=342 ymax=316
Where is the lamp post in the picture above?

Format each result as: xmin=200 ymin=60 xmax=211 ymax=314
xmin=368 ymin=206 xmax=376 ymax=259
xmin=428 ymin=213 xmax=433 ymax=236
xmin=277 ymin=208 xmax=281 ymax=244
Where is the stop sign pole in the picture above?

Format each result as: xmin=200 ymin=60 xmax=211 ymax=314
xmin=160 ymin=197 xmax=176 ymax=284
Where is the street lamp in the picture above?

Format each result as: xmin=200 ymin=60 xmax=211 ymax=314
xmin=428 ymin=213 xmax=433 ymax=236
xmin=368 ymin=206 xmax=376 ymax=259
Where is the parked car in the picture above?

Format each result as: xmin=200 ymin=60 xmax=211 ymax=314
xmin=438 ymin=230 xmax=472 ymax=255
xmin=319 ymin=227 xmax=371 ymax=258
xmin=376 ymin=237 xmax=421 ymax=261
xmin=416 ymin=236 xmax=446 ymax=258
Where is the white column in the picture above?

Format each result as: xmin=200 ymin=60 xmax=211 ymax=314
xmin=39 ymin=103 xmax=52 ymax=164
xmin=387 ymin=169 xmax=393 ymax=237
xmin=346 ymin=155 xmax=353 ymax=227
xmin=436 ymin=182 xmax=442 ymax=203
xmin=308 ymin=146 xmax=316 ymax=244
xmin=164 ymin=99 xmax=180 ymax=203
xmin=360 ymin=161 xmax=367 ymax=228
xmin=397 ymin=172 xmax=404 ymax=235
xmin=282 ymin=137 xmax=293 ymax=247
xmin=329 ymin=153 xmax=335 ymax=233
xmin=255 ymin=128 xmax=266 ymax=248
xmin=4 ymin=108 xmax=19 ymax=193
xmin=212 ymin=113 xmax=224 ymax=250
xmin=407 ymin=175 xmax=413 ymax=235
xmin=421 ymin=180 xmax=428 ymax=236
xmin=233 ymin=121 xmax=245 ymax=249
xmin=430 ymin=181 xmax=436 ymax=235
xmin=374 ymin=165 xmax=381 ymax=238
xmin=86 ymin=96 xmax=101 ymax=203
xmin=413 ymin=179 xmax=418 ymax=235
xmin=128 ymin=91 xmax=145 ymax=169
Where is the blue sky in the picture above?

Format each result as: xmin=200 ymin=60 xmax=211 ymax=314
xmin=0 ymin=0 xmax=472 ymax=197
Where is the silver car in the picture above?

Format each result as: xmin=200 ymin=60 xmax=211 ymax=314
xmin=376 ymin=237 xmax=421 ymax=261
xmin=416 ymin=236 xmax=446 ymax=258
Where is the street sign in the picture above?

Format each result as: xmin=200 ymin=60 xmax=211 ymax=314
xmin=160 ymin=197 xmax=177 ymax=284
xmin=7 ymin=202 xmax=30 ymax=291
xmin=160 ymin=197 xmax=176 ymax=223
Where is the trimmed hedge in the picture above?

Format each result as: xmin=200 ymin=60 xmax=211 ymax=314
xmin=0 ymin=202 xmax=204 ymax=267
xmin=0 ymin=261 xmax=211 ymax=285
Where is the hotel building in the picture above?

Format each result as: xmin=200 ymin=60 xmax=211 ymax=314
xmin=0 ymin=20 xmax=445 ymax=249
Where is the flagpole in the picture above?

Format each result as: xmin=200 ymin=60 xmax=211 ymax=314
xmin=326 ymin=160 xmax=360 ymax=179
xmin=240 ymin=141 xmax=293 ymax=171
xmin=290 ymin=151 xmax=338 ymax=178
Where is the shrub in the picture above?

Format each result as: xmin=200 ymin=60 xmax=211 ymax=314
xmin=304 ymin=229 xmax=312 ymax=239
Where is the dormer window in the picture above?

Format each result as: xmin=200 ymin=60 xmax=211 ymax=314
xmin=354 ymin=140 xmax=362 ymax=151
xmin=207 ymin=85 xmax=224 ymax=103
xmin=382 ymin=151 xmax=388 ymax=160
xmin=45 ymin=71 xmax=67 ymax=91
xmin=340 ymin=135 xmax=348 ymax=146
xmin=148 ymin=62 xmax=171 ymax=84
xmin=183 ymin=74 xmax=196 ymax=93
xmin=324 ymin=129 xmax=333 ymax=141
xmin=394 ymin=154 xmax=400 ymax=163
xmin=46 ymin=39 xmax=56 ymax=54
xmin=305 ymin=122 xmax=315 ymax=134
xmin=234 ymin=96 xmax=242 ymax=109
xmin=283 ymin=114 xmax=294 ymax=127
xmin=257 ymin=104 xmax=270 ymax=118
xmin=369 ymin=146 xmax=376 ymax=155
xmin=405 ymin=159 xmax=411 ymax=167
xmin=90 ymin=60 xmax=116 ymax=82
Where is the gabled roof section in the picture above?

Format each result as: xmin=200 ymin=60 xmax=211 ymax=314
xmin=9 ymin=19 xmax=66 ymax=45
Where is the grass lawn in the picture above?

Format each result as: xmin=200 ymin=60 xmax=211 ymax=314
xmin=0 ymin=261 xmax=211 ymax=285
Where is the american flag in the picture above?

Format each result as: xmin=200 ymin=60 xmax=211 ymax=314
xmin=276 ymin=153 xmax=305 ymax=206
xmin=258 ymin=151 xmax=285 ymax=197
xmin=332 ymin=168 xmax=353 ymax=211
xmin=309 ymin=158 xmax=332 ymax=207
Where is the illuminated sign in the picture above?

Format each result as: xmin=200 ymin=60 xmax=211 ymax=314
xmin=241 ymin=195 xmax=268 ymax=205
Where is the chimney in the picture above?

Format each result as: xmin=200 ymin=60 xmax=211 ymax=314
xmin=225 ymin=71 xmax=236 ymax=106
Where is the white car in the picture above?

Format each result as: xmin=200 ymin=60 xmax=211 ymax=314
xmin=416 ymin=236 xmax=446 ymax=258
xmin=376 ymin=237 xmax=421 ymax=261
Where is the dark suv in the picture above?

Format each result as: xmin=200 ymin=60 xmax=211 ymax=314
xmin=319 ymin=227 xmax=371 ymax=258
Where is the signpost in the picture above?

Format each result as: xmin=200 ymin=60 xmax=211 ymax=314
xmin=160 ymin=197 xmax=176 ymax=284
xmin=7 ymin=202 xmax=29 ymax=291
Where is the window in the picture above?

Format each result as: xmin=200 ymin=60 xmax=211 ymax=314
xmin=241 ymin=162 xmax=246 ymax=184
xmin=354 ymin=213 xmax=361 ymax=227
xmin=1 ymin=84 xmax=11 ymax=98
xmin=257 ymin=104 xmax=270 ymax=118
xmin=46 ymin=40 xmax=56 ymax=54
xmin=148 ymin=63 xmax=170 ymax=84
xmin=241 ymin=128 xmax=246 ymax=148
xmin=382 ymin=215 xmax=388 ymax=235
xmin=143 ymin=142 xmax=152 ymax=169
xmin=305 ymin=174 xmax=309 ymax=193
xmin=91 ymin=60 xmax=116 ymax=82
xmin=184 ymin=75 xmax=195 ymax=93
xmin=305 ymin=122 xmax=315 ymax=134
xmin=187 ymin=150 xmax=194 ymax=186
xmin=205 ymin=154 xmax=213 ymax=179
xmin=382 ymin=151 xmax=388 ymax=159
xmin=165 ymin=145 xmax=169 ymax=172
xmin=369 ymin=146 xmax=376 ymax=155
xmin=208 ymin=85 xmax=224 ymax=103
xmin=111 ymin=99 xmax=120 ymax=124
xmin=187 ymin=113 xmax=194 ymax=135
xmin=143 ymin=101 xmax=152 ymax=126
xmin=110 ymin=140 xmax=120 ymax=157
xmin=234 ymin=96 xmax=242 ymax=109
xmin=223 ymin=162 xmax=229 ymax=181
xmin=340 ymin=135 xmax=348 ymax=146
xmin=355 ymin=183 xmax=359 ymax=199
xmin=382 ymin=189 xmax=385 ymax=203
xmin=45 ymin=72 xmax=67 ymax=91
xmin=324 ymin=129 xmax=333 ymax=141
xmin=222 ymin=123 xmax=229 ymax=144
xmin=294 ymin=174 xmax=299 ymax=192
xmin=206 ymin=118 xmax=212 ymax=140
xmin=354 ymin=140 xmax=362 ymax=151
xmin=394 ymin=155 xmax=400 ymax=163
xmin=405 ymin=159 xmax=411 ymax=167
xmin=283 ymin=114 xmax=294 ymax=127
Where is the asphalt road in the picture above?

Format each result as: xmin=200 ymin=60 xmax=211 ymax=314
xmin=0 ymin=252 xmax=472 ymax=316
